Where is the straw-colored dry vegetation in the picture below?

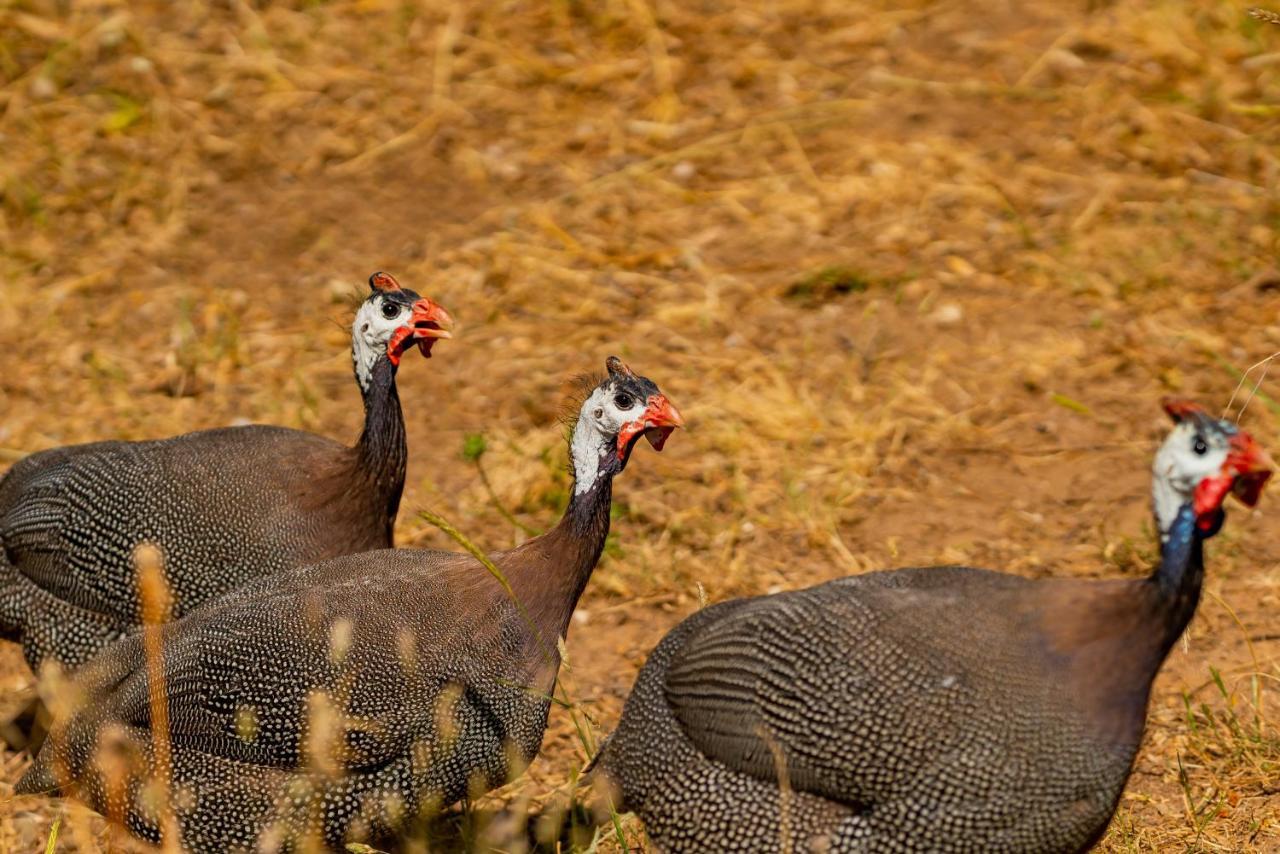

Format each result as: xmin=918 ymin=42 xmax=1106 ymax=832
xmin=1 ymin=0 xmax=1279 ymax=850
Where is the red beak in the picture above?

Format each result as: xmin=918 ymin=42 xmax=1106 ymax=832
xmin=409 ymin=298 xmax=455 ymax=357
xmin=617 ymin=393 xmax=685 ymax=460
xmin=1192 ymin=428 xmax=1274 ymax=529
xmin=386 ymin=299 xmax=455 ymax=364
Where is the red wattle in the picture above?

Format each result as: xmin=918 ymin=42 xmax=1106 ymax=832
xmin=385 ymin=326 xmax=415 ymax=365
xmin=1192 ymin=476 xmax=1233 ymax=530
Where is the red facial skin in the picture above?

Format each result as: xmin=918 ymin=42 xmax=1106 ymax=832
xmin=1187 ymin=428 xmax=1274 ymax=532
xmin=1193 ymin=432 xmax=1274 ymax=526
xmin=617 ymin=394 xmax=685 ymax=459
xmin=385 ymin=299 xmax=455 ymax=365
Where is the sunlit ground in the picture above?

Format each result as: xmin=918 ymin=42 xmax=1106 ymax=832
xmin=1 ymin=0 xmax=1279 ymax=850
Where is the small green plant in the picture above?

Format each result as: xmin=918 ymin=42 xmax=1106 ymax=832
xmin=101 ymin=92 xmax=144 ymax=133
xmin=1049 ymin=393 xmax=1090 ymax=415
xmin=1176 ymin=664 xmax=1280 ymax=846
xmin=784 ymin=265 xmax=872 ymax=304
xmin=463 ymin=433 xmax=541 ymax=536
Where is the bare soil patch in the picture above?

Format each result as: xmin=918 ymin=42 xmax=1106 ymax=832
xmin=2 ymin=0 xmax=1278 ymax=850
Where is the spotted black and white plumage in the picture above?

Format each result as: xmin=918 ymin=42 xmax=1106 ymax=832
xmin=19 ymin=358 xmax=682 ymax=852
xmin=21 ymin=549 xmax=553 ymax=850
xmin=594 ymin=402 xmax=1271 ymax=853
xmin=0 ymin=274 xmax=450 ymax=672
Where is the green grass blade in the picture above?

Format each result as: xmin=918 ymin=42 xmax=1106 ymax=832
xmin=44 ymin=817 xmax=60 ymax=854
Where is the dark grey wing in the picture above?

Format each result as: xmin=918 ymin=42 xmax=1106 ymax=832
xmin=53 ymin=581 xmax=431 ymax=776
xmin=0 ymin=441 xmax=143 ymax=614
xmin=664 ymin=577 xmax=1033 ymax=807
xmin=1 ymin=426 xmax=365 ymax=623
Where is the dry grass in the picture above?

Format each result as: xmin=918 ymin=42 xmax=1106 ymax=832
xmin=1 ymin=0 xmax=1279 ymax=850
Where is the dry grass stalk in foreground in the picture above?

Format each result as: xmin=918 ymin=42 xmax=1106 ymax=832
xmin=1 ymin=0 xmax=1279 ymax=850
xmin=135 ymin=544 xmax=179 ymax=852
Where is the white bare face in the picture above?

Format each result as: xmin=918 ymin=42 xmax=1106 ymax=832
xmin=1151 ymin=420 xmax=1232 ymax=538
xmin=351 ymin=294 xmax=413 ymax=391
xmin=571 ymin=382 xmax=646 ymax=495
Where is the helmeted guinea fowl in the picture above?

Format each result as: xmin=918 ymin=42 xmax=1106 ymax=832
xmin=593 ymin=400 xmax=1272 ymax=854
xmin=19 ymin=356 xmax=684 ymax=852
xmin=0 ymin=271 xmax=453 ymax=672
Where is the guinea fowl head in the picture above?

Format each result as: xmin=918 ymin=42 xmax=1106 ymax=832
xmin=569 ymin=356 xmax=684 ymax=495
xmin=1152 ymin=398 xmax=1273 ymax=539
xmin=351 ymin=271 xmax=455 ymax=390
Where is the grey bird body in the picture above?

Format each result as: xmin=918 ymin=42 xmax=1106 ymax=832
xmin=595 ymin=404 xmax=1272 ymax=853
xmin=20 ymin=358 xmax=683 ymax=852
xmin=0 ymin=425 xmax=389 ymax=671
xmin=0 ymin=275 xmax=451 ymax=672
xmin=20 ymin=547 xmax=556 ymax=850
xmin=596 ymin=568 xmax=1146 ymax=854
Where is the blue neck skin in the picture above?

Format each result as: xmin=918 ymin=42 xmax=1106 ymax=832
xmin=1149 ymin=502 xmax=1221 ymax=642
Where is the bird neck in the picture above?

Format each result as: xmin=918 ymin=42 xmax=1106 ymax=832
xmin=353 ymin=355 xmax=407 ymax=537
xmin=555 ymin=473 xmax=616 ymax=587
xmin=1146 ymin=502 xmax=1206 ymax=652
xmin=507 ymin=434 xmax=618 ymax=658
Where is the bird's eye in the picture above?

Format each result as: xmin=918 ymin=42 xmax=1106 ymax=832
xmin=614 ymin=393 xmax=635 ymax=410
xmin=381 ymin=301 xmax=401 ymax=320
xmin=1192 ymin=435 xmax=1208 ymax=456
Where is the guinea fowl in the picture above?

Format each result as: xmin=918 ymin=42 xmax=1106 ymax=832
xmin=594 ymin=400 xmax=1272 ymax=854
xmin=19 ymin=356 xmax=684 ymax=852
xmin=0 ymin=272 xmax=452 ymax=672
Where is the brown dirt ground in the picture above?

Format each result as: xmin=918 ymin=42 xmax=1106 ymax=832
xmin=2 ymin=0 xmax=1280 ymax=851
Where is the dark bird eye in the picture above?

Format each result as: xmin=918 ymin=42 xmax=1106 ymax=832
xmin=614 ymin=393 xmax=635 ymax=410
xmin=381 ymin=301 xmax=401 ymax=320
xmin=1192 ymin=436 xmax=1208 ymax=456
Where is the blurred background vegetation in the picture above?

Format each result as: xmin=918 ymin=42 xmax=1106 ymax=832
xmin=1 ymin=0 xmax=1279 ymax=850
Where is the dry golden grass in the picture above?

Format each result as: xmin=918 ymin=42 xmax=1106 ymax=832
xmin=1 ymin=0 xmax=1279 ymax=850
